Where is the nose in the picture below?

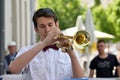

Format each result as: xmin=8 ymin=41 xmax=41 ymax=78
xmin=45 ymin=26 xmax=51 ymax=32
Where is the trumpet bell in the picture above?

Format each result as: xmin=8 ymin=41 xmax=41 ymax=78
xmin=73 ymin=30 xmax=90 ymax=49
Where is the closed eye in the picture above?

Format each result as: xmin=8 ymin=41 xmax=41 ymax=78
xmin=38 ymin=24 xmax=45 ymax=28
xmin=48 ymin=23 xmax=54 ymax=27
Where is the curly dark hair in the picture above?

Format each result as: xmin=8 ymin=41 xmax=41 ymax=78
xmin=32 ymin=8 xmax=58 ymax=28
xmin=97 ymin=39 xmax=105 ymax=44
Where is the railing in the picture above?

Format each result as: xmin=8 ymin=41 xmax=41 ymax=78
xmin=1 ymin=74 xmax=24 ymax=80
xmin=65 ymin=78 xmax=120 ymax=80
xmin=0 ymin=74 xmax=120 ymax=80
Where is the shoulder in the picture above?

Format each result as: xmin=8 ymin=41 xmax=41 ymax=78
xmin=90 ymin=55 xmax=99 ymax=63
xmin=108 ymin=53 xmax=116 ymax=58
xmin=108 ymin=53 xmax=118 ymax=62
xmin=90 ymin=55 xmax=99 ymax=68
xmin=5 ymin=55 xmax=10 ymax=59
xmin=92 ymin=55 xmax=99 ymax=60
xmin=16 ymin=44 xmax=36 ymax=58
xmin=5 ymin=54 xmax=9 ymax=57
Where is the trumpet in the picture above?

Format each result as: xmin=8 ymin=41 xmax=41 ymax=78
xmin=55 ymin=30 xmax=90 ymax=52
xmin=73 ymin=30 xmax=90 ymax=49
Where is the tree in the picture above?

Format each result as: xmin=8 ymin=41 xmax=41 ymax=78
xmin=107 ymin=0 xmax=120 ymax=41
xmin=36 ymin=0 xmax=85 ymax=30
xmin=91 ymin=0 xmax=120 ymax=42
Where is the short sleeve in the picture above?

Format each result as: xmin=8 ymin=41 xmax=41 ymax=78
xmin=112 ymin=55 xmax=119 ymax=66
xmin=89 ymin=58 xmax=97 ymax=70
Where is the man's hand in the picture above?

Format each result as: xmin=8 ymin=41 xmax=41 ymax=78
xmin=55 ymin=35 xmax=73 ymax=52
xmin=43 ymin=27 xmax=62 ymax=47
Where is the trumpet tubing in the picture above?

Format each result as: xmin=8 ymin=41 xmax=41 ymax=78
xmin=56 ymin=30 xmax=90 ymax=50
xmin=64 ymin=30 xmax=90 ymax=49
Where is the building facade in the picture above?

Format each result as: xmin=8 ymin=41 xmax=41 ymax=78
xmin=4 ymin=0 xmax=36 ymax=52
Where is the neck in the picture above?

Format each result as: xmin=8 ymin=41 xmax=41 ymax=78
xmin=99 ymin=52 xmax=108 ymax=58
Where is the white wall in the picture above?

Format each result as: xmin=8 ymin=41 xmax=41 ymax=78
xmin=4 ymin=0 xmax=12 ymax=52
xmin=4 ymin=0 xmax=36 ymax=53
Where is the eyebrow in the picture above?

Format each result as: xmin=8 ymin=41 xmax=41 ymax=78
xmin=48 ymin=22 xmax=54 ymax=24
xmin=38 ymin=22 xmax=54 ymax=26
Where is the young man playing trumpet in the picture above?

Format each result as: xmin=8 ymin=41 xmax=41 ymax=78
xmin=8 ymin=8 xmax=84 ymax=80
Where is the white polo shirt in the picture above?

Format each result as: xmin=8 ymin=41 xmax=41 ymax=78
xmin=16 ymin=44 xmax=80 ymax=80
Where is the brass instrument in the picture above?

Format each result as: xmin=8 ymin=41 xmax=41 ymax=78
xmin=73 ymin=30 xmax=90 ymax=49
xmin=55 ymin=30 xmax=90 ymax=52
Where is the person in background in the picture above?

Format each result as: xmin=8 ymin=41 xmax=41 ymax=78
xmin=8 ymin=8 xmax=84 ymax=80
xmin=114 ymin=42 xmax=120 ymax=77
xmin=83 ymin=61 xmax=88 ymax=77
xmin=4 ymin=41 xmax=17 ymax=74
xmin=89 ymin=39 xmax=120 ymax=78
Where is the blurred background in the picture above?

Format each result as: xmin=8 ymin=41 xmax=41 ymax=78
xmin=0 ymin=0 xmax=120 ymax=76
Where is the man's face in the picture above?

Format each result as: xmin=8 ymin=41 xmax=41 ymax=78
xmin=35 ymin=17 xmax=59 ymax=41
xmin=97 ymin=42 xmax=106 ymax=53
xmin=8 ymin=46 xmax=17 ymax=54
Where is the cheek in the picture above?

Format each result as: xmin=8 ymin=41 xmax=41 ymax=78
xmin=38 ymin=30 xmax=47 ymax=38
xmin=38 ymin=30 xmax=44 ymax=35
xmin=36 ymin=28 xmax=43 ymax=34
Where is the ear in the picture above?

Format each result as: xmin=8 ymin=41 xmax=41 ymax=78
xmin=55 ymin=21 xmax=59 ymax=28
xmin=34 ymin=27 xmax=38 ymax=33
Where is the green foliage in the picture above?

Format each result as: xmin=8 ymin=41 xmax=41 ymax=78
xmin=92 ymin=5 xmax=116 ymax=35
xmin=36 ymin=0 xmax=85 ymax=30
xmin=94 ymin=0 xmax=101 ymax=6
xmin=107 ymin=0 xmax=120 ymax=41
xmin=36 ymin=0 xmax=120 ymax=42
xmin=92 ymin=0 xmax=120 ymax=42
